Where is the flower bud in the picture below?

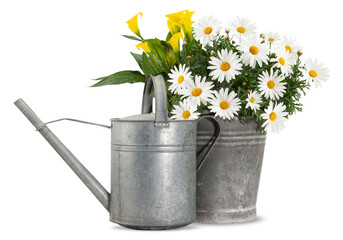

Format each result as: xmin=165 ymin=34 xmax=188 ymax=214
xmin=182 ymin=42 xmax=188 ymax=46
xmin=232 ymin=40 xmax=236 ymax=44
xmin=225 ymin=29 xmax=230 ymax=34
xmin=261 ymin=40 xmax=265 ymax=44
xmin=297 ymin=50 xmax=303 ymax=56
xmin=224 ymin=35 xmax=230 ymax=41
xmin=244 ymin=72 xmax=248 ymax=77
xmin=186 ymin=55 xmax=192 ymax=60
xmin=210 ymin=50 xmax=216 ymax=56
xmin=242 ymin=81 xmax=247 ymax=86
xmin=198 ymin=43 xmax=202 ymax=47
xmin=260 ymin=33 xmax=265 ymax=39
xmin=247 ymin=89 xmax=251 ymax=94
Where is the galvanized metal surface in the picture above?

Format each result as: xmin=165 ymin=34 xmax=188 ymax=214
xmin=108 ymin=75 xmax=219 ymax=229
xmin=196 ymin=117 xmax=266 ymax=223
xmin=40 ymin=118 xmax=111 ymax=129
xmin=110 ymin=119 xmax=197 ymax=229
xmin=14 ymin=75 xmax=220 ymax=230
xmin=109 ymin=75 xmax=195 ymax=229
xmin=14 ymin=98 xmax=111 ymax=211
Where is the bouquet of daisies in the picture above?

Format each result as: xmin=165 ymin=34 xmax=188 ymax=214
xmin=93 ymin=10 xmax=329 ymax=133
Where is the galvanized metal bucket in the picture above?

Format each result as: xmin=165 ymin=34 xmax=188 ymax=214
xmin=196 ymin=117 xmax=266 ymax=223
xmin=15 ymin=75 xmax=220 ymax=230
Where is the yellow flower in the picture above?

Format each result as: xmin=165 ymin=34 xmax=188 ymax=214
xmin=166 ymin=10 xmax=194 ymax=42
xmin=126 ymin=12 xmax=143 ymax=39
xmin=136 ymin=42 xmax=150 ymax=54
xmin=166 ymin=11 xmax=184 ymax=35
xmin=180 ymin=11 xmax=194 ymax=42
xmin=168 ymin=32 xmax=184 ymax=54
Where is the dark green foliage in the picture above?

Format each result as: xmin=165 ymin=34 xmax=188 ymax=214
xmin=176 ymin=35 xmax=310 ymax=131
xmin=121 ymin=35 xmax=142 ymax=41
xmin=91 ymin=71 xmax=146 ymax=87
xmin=92 ymin=31 xmax=310 ymax=132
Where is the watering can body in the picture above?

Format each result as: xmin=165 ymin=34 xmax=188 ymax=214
xmin=14 ymin=75 xmax=220 ymax=230
xmin=110 ymin=116 xmax=197 ymax=229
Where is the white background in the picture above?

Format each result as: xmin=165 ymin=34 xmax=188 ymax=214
xmin=1 ymin=0 xmax=342 ymax=239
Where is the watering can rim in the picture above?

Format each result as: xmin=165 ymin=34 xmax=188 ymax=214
xmin=110 ymin=114 xmax=198 ymax=123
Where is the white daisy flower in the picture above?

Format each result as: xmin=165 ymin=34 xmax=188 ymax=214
xmin=167 ymin=64 xmax=193 ymax=94
xmin=179 ymin=75 xmax=214 ymax=106
xmin=263 ymin=32 xmax=281 ymax=52
xmin=193 ymin=16 xmax=221 ymax=46
xmin=270 ymin=50 xmax=295 ymax=76
xmin=261 ymin=102 xmax=288 ymax=133
xmin=208 ymin=88 xmax=241 ymax=120
xmin=263 ymin=32 xmax=281 ymax=45
xmin=238 ymin=36 xmax=269 ymax=68
xmin=301 ymin=59 xmax=329 ymax=87
xmin=226 ymin=17 xmax=256 ymax=39
xmin=171 ymin=99 xmax=200 ymax=120
xmin=258 ymin=69 xmax=286 ymax=100
xmin=280 ymin=35 xmax=301 ymax=61
xmin=246 ymin=90 xmax=262 ymax=112
xmin=207 ymin=49 xmax=243 ymax=83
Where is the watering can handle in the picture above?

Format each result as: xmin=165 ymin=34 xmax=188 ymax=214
xmin=140 ymin=75 xmax=220 ymax=171
xmin=196 ymin=116 xmax=220 ymax=173
xmin=141 ymin=75 xmax=169 ymax=127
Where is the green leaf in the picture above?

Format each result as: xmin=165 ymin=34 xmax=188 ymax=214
xmin=145 ymin=39 xmax=170 ymax=72
xmin=130 ymin=52 xmax=143 ymax=70
xmin=121 ymin=35 xmax=142 ymax=41
xmin=142 ymin=52 xmax=160 ymax=75
xmin=91 ymin=71 xmax=146 ymax=87
xmin=166 ymin=32 xmax=172 ymax=42
xmin=161 ymin=40 xmax=176 ymax=68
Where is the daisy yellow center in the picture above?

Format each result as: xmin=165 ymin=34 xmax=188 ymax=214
xmin=249 ymin=46 xmax=259 ymax=55
xmin=192 ymin=88 xmax=202 ymax=97
xmin=269 ymin=112 xmax=277 ymax=121
xmin=237 ymin=27 xmax=246 ymax=33
xmin=309 ymin=70 xmax=318 ymax=78
xmin=221 ymin=62 xmax=231 ymax=71
xmin=268 ymin=38 xmax=274 ymax=42
xmin=204 ymin=27 xmax=213 ymax=34
xmin=249 ymin=97 xmax=254 ymax=103
xmin=267 ymin=80 xmax=275 ymax=89
xmin=182 ymin=110 xmax=191 ymax=119
xmin=279 ymin=57 xmax=285 ymax=66
xmin=285 ymin=45 xmax=292 ymax=53
xmin=178 ymin=75 xmax=184 ymax=84
xmin=220 ymin=101 xmax=229 ymax=110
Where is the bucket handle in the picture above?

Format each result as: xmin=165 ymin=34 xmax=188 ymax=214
xmin=141 ymin=75 xmax=169 ymax=127
xmin=196 ymin=116 xmax=220 ymax=173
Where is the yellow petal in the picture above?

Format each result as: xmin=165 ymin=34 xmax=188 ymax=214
xmin=166 ymin=10 xmax=187 ymax=34
xmin=181 ymin=11 xmax=194 ymax=42
xmin=126 ymin=12 xmax=143 ymax=39
xmin=136 ymin=42 xmax=150 ymax=54
xmin=168 ymin=32 xmax=184 ymax=53
xmin=165 ymin=10 xmax=189 ymax=21
xmin=165 ymin=10 xmax=194 ymax=42
xmin=167 ymin=19 xmax=182 ymax=35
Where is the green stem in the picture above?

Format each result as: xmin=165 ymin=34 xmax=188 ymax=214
xmin=240 ymin=92 xmax=248 ymax=99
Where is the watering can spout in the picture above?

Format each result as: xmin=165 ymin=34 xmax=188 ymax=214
xmin=14 ymin=98 xmax=110 ymax=212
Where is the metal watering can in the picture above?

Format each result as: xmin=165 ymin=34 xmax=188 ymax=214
xmin=14 ymin=75 xmax=220 ymax=230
